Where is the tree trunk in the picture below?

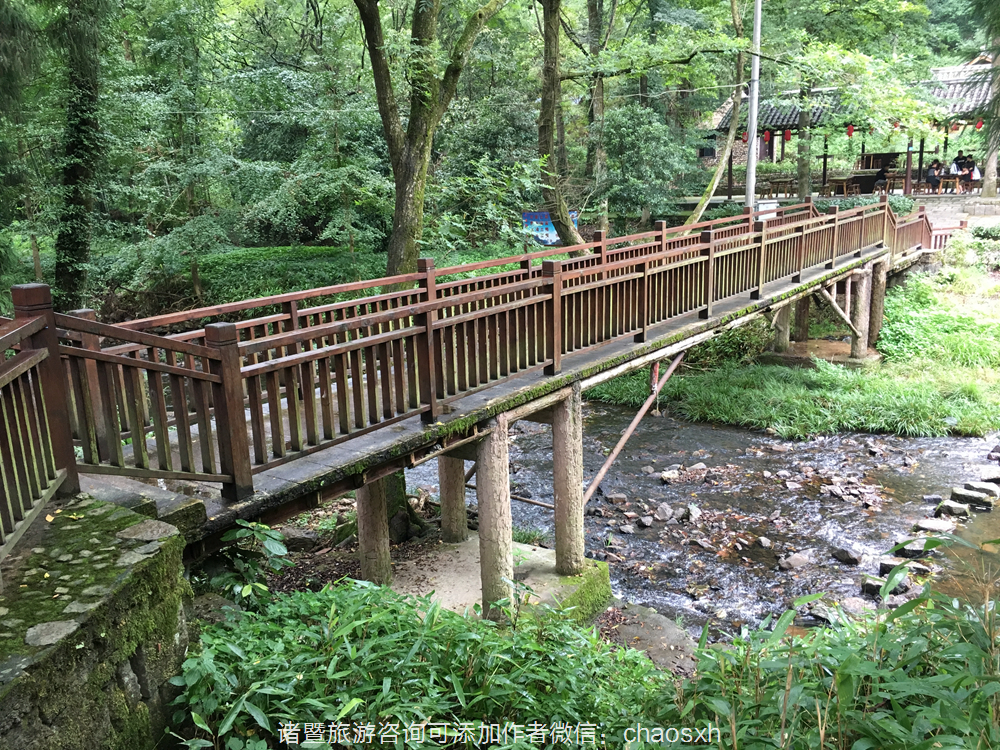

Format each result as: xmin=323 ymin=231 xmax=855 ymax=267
xmin=555 ymin=80 xmax=570 ymax=178
xmin=385 ymin=147 xmax=431 ymax=276
xmin=539 ymin=0 xmax=584 ymax=246
xmin=53 ymin=0 xmax=102 ymax=312
xmin=797 ymin=85 xmax=812 ymax=200
xmin=983 ymin=40 xmax=999 ymax=198
xmin=684 ymin=0 xmax=745 ymax=225
xmin=586 ymin=0 xmax=608 ymax=230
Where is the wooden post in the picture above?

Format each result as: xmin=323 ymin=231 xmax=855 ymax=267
xmin=904 ymin=138 xmax=914 ymax=195
xmin=634 ymin=245 xmax=650 ymax=342
xmin=773 ymin=304 xmax=791 ymax=353
xmin=417 ymin=258 xmax=439 ymax=423
xmin=543 ymin=260 xmax=562 ymax=375
xmin=552 ymin=383 xmax=584 ymax=576
xmin=917 ymin=138 xmax=925 ymax=186
xmin=438 ymin=456 xmax=468 ymax=543
xmin=11 ymin=284 xmax=79 ymax=494
xmin=357 ymin=479 xmax=392 ymax=584
xmin=751 ymin=220 xmax=766 ymax=299
xmin=880 ymin=194 xmax=890 ymax=247
xmin=822 ymin=136 xmax=829 ymax=186
xmin=792 ymin=224 xmax=805 ymax=282
xmin=850 ymin=268 xmax=872 ymax=359
xmin=792 ymin=296 xmax=810 ymax=342
xmin=68 ymin=308 xmax=109 ymax=460
xmin=868 ymin=260 xmax=888 ymax=346
xmin=204 ymin=323 xmax=254 ymax=501
xmin=827 ymin=206 xmax=839 ymax=269
xmin=700 ymin=230 xmax=715 ymax=318
xmin=476 ymin=414 xmax=513 ymax=619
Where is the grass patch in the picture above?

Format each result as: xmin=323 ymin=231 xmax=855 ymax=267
xmin=512 ymin=525 xmax=548 ymax=546
xmin=587 ymin=359 xmax=1000 ymax=439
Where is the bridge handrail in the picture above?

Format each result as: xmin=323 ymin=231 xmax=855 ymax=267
xmin=4 ymin=196 xmax=955 ymax=504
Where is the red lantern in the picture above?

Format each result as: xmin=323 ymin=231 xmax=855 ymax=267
xmin=894 ymin=122 xmax=900 ymax=129
xmin=741 ymin=132 xmax=748 ymax=143
xmin=847 ymin=124 xmax=854 ymax=138
xmin=763 ymin=130 xmax=771 ymax=142
xmin=784 ymin=129 xmax=792 ymax=141
xmin=952 ymin=123 xmax=960 ymax=132
xmin=977 ymin=119 xmax=984 ymax=130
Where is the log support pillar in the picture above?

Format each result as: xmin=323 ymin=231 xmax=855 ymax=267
xmin=868 ymin=259 xmax=888 ymax=346
xmin=792 ymin=296 xmax=810 ymax=342
xmin=552 ymin=383 xmax=584 ymax=576
xmin=357 ymin=480 xmax=392 ymax=585
xmin=476 ymin=414 xmax=513 ymax=619
xmin=438 ymin=456 xmax=468 ymax=543
xmin=850 ymin=266 xmax=873 ymax=360
xmin=773 ymin=304 xmax=791 ymax=353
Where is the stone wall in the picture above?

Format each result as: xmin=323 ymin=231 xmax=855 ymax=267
xmin=0 ymin=497 xmax=189 ymax=750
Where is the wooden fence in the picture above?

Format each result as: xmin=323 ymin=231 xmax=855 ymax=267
xmin=0 ymin=198 xmax=952 ymax=506
xmin=0 ymin=286 xmax=78 ymax=577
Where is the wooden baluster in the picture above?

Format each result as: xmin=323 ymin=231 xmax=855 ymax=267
xmin=68 ymin=309 xmax=109 ymax=460
xmin=700 ymin=230 xmax=715 ymax=319
xmin=634 ymin=259 xmax=649 ymax=342
xmin=543 ymin=260 xmax=563 ymax=375
xmin=145 ymin=347 xmax=173 ymax=471
xmin=751 ymin=221 xmax=767 ymax=300
xmin=280 ymin=300 xmax=305 ymax=449
xmin=204 ymin=322 xmax=254 ymax=501
xmin=416 ymin=258 xmax=439 ymax=423
xmin=793 ymin=224 xmax=805 ymax=282
xmin=11 ymin=284 xmax=78 ymax=493
xmin=122 ymin=353 xmax=150 ymax=470
xmin=825 ymin=206 xmax=839 ymax=269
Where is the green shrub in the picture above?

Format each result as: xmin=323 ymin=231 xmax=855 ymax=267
xmin=171 ymin=575 xmax=1000 ymax=749
xmin=972 ymin=224 xmax=1000 ymax=241
xmin=171 ymin=583 xmax=667 ymax=748
xmin=814 ymin=194 xmax=915 ymax=216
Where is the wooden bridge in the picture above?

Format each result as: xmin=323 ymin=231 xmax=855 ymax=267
xmin=0 ymin=197 xmax=957 ymax=605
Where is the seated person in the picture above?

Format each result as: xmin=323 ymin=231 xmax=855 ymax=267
xmin=926 ymin=160 xmax=942 ymax=191
xmin=873 ymin=166 xmax=889 ymax=192
xmin=952 ymin=151 xmax=966 ymax=173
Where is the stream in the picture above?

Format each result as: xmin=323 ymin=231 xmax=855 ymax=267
xmin=406 ymin=403 xmax=1000 ymax=631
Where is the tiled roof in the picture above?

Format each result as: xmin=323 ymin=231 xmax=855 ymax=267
xmin=714 ymin=63 xmax=995 ymax=132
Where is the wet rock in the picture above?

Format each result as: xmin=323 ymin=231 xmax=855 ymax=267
xmin=641 ymin=466 xmax=655 ymax=474
xmin=862 ymin=574 xmax=909 ymax=597
xmin=762 ymin=470 xmax=773 ymax=479
xmin=766 ymin=444 xmax=790 ymax=453
xmin=659 ymin=470 xmax=680 ymax=483
xmin=965 ymin=481 xmax=1000 ymax=498
xmin=757 ymin=536 xmax=773 ymax=549
xmin=922 ymin=494 xmax=944 ymax=503
xmin=705 ymin=472 xmax=722 ymax=483
xmin=619 ymin=525 xmax=636 ymax=535
xmin=839 ymin=597 xmax=875 ymax=616
xmin=776 ymin=470 xmax=792 ymax=479
xmin=951 ymin=486 xmax=994 ymax=508
xmin=664 ymin=464 xmax=683 ymax=472
xmin=692 ymin=539 xmax=715 ymax=551
xmin=894 ymin=537 xmax=935 ymax=558
xmin=623 ymin=512 xmax=638 ymax=520
xmin=935 ymin=500 xmax=970 ymax=518
xmin=785 ymin=481 xmax=802 ymax=490
xmin=779 ymin=552 xmax=810 ymax=570
xmin=282 ymin=528 xmax=320 ymax=553
xmin=638 ymin=516 xmax=653 ymax=528
xmin=654 ymin=503 xmax=673 ymax=522
xmin=687 ymin=462 xmax=708 ymax=472
xmin=913 ymin=518 xmax=956 ymax=534
xmin=605 ymin=552 xmax=624 ymax=563
xmin=686 ymin=505 xmax=703 ymax=523
xmin=903 ymin=455 xmax=916 ymax=467
xmin=831 ymin=546 xmax=863 ymax=566
xmin=879 ymin=557 xmax=934 ymax=576
xmin=606 ymin=493 xmax=627 ymax=505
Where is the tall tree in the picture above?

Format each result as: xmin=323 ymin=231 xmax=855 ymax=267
xmin=354 ymin=0 xmax=509 ymax=277
xmin=981 ymin=39 xmax=999 ymax=198
xmin=539 ymin=0 xmax=584 ymax=246
xmin=53 ymin=0 xmax=106 ymax=311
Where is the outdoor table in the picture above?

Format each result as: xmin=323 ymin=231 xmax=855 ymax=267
xmin=769 ymin=178 xmax=794 ymax=197
xmin=828 ymin=177 xmax=852 ymax=196
xmin=938 ymin=176 xmax=959 ymax=194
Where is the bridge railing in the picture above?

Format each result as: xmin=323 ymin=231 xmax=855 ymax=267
xmin=0 ymin=286 xmax=78 ymax=579
xmin=4 ymin=197 xmax=941 ymax=503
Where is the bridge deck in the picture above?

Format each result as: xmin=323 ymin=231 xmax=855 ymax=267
xmin=82 ymin=242 xmax=895 ymax=544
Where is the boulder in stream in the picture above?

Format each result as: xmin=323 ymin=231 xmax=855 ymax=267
xmin=831 ymin=546 xmax=863 ymax=566
xmin=654 ymin=503 xmax=673 ymax=522
xmin=779 ymin=552 xmax=810 ymax=570
xmin=862 ymin=574 xmax=909 ymax=597
xmin=965 ymin=481 xmax=1000 ymax=498
xmin=935 ymin=500 xmax=970 ymax=518
xmin=913 ymin=518 xmax=957 ymax=534
xmin=951 ymin=486 xmax=994 ymax=508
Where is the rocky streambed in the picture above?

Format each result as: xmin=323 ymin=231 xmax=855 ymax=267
xmin=407 ymin=403 xmax=1000 ymax=633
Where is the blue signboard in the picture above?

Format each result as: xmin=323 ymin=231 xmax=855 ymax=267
xmin=522 ymin=211 xmax=580 ymax=246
